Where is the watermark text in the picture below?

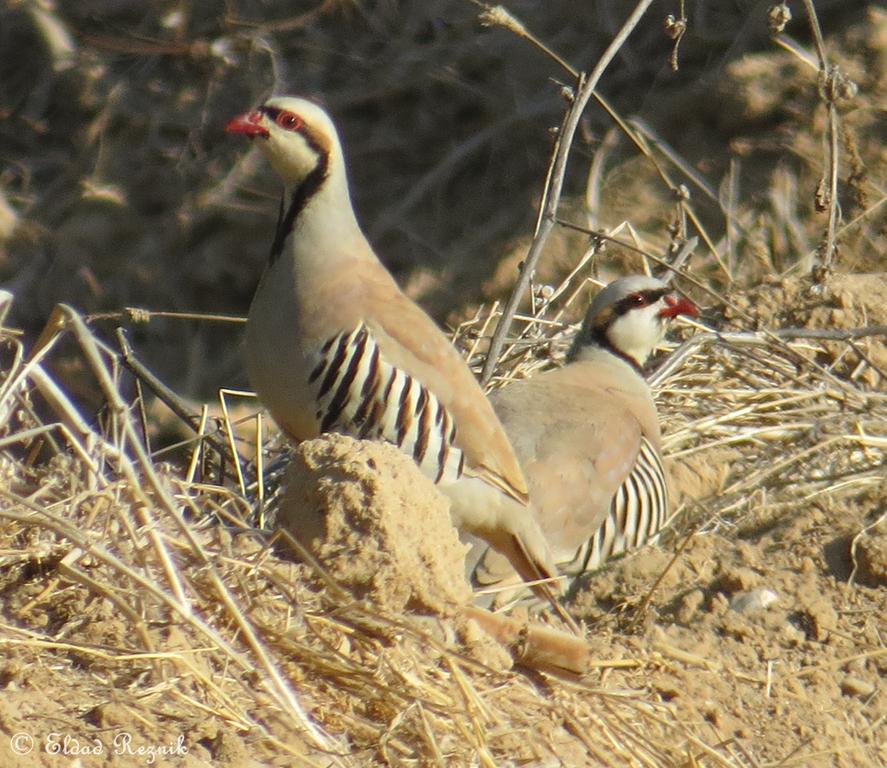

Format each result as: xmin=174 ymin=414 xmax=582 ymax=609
xmin=9 ymin=731 xmax=188 ymax=764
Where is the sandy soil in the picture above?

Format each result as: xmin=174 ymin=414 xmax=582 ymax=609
xmin=573 ymin=484 xmax=886 ymax=767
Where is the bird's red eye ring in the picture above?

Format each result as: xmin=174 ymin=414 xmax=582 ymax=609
xmin=276 ymin=111 xmax=302 ymax=131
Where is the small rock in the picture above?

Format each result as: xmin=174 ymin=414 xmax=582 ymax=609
xmin=840 ymin=676 xmax=876 ymax=699
xmin=853 ymin=530 xmax=887 ymax=587
xmin=798 ymin=596 xmax=838 ymax=642
xmin=781 ymin=622 xmax=805 ymax=647
xmin=729 ymin=588 xmax=779 ymax=613
xmin=710 ymin=592 xmax=730 ymax=615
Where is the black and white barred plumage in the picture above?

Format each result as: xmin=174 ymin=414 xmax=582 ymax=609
xmin=308 ymin=324 xmax=466 ymax=485
xmin=568 ymin=436 xmax=669 ymax=575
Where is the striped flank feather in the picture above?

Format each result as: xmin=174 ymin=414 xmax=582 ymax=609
xmin=568 ymin=436 xmax=669 ymax=575
xmin=308 ymin=324 xmax=465 ymax=485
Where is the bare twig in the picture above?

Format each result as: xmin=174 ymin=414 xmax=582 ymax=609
xmin=87 ymin=307 xmax=246 ymax=325
xmin=663 ymin=0 xmax=687 ymax=72
xmin=115 ymin=328 xmax=235 ymax=463
xmin=800 ymin=0 xmax=852 ymax=278
xmin=481 ymin=0 xmax=656 ymax=385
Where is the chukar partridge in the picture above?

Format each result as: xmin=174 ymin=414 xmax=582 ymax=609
xmin=471 ymin=275 xmax=697 ymax=590
xmin=226 ymin=96 xmax=559 ymax=594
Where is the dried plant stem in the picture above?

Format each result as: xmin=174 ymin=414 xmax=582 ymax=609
xmin=87 ymin=307 xmax=246 ymax=324
xmin=22 ymin=305 xmax=337 ymax=754
xmin=794 ymin=0 xmax=844 ymax=276
xmin=481 ymin=0 xmax=656 ymax=385
xmin=116 ymin=328 xmax=233 ymax=462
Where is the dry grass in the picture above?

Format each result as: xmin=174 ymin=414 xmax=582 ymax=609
xmin=0 ymin=249 xmax=882 ymax=767
xmin=0 ymin=295 xmax=761 ymax=766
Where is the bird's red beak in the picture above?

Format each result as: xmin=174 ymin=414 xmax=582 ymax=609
xmin=225 ymin=110 xmax=270 ymax=139
xmin=659 ymin=293 xmax=698 ymax=319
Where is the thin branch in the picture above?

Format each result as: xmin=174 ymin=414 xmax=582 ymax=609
xmin=648 ymin=326 xmax=887 ymax=390
xmin=800 ymin=0 xmax=843 ymax=277
xmin=87 ymin=307 xmax=246 ymax=324
xmin=481 ymin=0 xmax=656 ymax=385
xmin=775 ymin=326 xmax=887 ymax=341
xmin=660 ymin=237 xmax=698 ymax=286
xmin=799 ymin=0 xmax=828 ymax=67
xmin=477 ymin=4 xmax=578 ymax=79
xmin=115 ymin=328 xmax=235 ymax=463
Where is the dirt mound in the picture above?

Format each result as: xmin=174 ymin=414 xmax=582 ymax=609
xmin=276 ymin=434 xmax=471 ymax=614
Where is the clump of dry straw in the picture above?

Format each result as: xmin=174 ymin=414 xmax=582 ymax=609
xmin=0 ymin=295 xmax=760 ymax=767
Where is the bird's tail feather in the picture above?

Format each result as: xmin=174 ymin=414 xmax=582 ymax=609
xmin=482 ymin=529 xmax=580 ymax=634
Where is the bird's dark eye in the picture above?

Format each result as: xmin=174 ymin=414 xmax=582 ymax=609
xmin=276 ymin=111 xmax=302 ymax=131
xmin=629 ymin=292 xmax=647 ymax=306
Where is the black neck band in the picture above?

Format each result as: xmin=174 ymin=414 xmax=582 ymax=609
xmin=589 ymin=327 xmax=643 ymax=374
xmin=269 ymin=158 xmax=328 ymax=263
xmin=259 ymin=105 xmax=331 ymax=264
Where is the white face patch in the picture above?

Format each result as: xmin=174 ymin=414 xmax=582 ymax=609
xmin=263 ymin=129 xmax=322 ymax=186
xmin=253 ymin=99 xmax=337 ymax=188
xmin=606 ymin=299 xmax=668 ymax=366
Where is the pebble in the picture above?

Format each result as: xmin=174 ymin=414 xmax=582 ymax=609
xmin=840 ymin=676 xmax=876 ymax=699
xmin=853 ymin=531 xmax=887 ymax=587
xmin=729 ymin=588 xmax=779 ymax=613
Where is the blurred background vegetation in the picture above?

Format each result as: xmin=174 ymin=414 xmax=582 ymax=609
xmin=0 ymin=0 xmax=880 ymax=403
